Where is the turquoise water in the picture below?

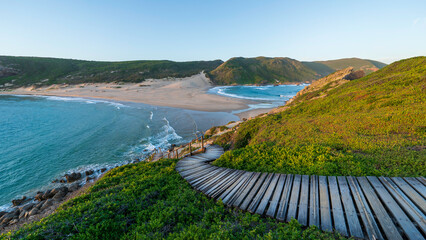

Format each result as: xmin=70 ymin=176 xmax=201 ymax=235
xmin=0 ymin=95 xmax=238 ymax=210
xmin=209 ymin=84 xmax=307 ymax=112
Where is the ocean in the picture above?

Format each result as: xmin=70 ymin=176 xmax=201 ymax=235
xmin=208 ymin=84 xmax=307 ymax=113
xmin=0 ymin=95 xmax=238 ymax=210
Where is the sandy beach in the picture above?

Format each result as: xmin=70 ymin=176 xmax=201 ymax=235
xmin=0 ymin=73 xmax=255 ymax=113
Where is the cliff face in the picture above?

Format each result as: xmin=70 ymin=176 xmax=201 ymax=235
xmin=0 ymin=65 xmax=19 ymax=78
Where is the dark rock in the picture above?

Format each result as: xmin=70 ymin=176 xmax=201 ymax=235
xmin=60 ymin=179 xmax=66 ymax=183
xmin=65 ymin=172 xmax=82 ymax=183
xmin=19 ymin=210 xmax=27 ymax=219
xmin=35 ymin=192 xmax=45 ymax=201
xmin=0 ymin=211 xmax=6 ymax=218
xmin=35 ymin=200 xmax=45 ymax=209
xmin=344 ymin=70 xmax=365 ymax=80
xmin=50 ymin=188 xmax=60 ymax=196
xmin=85 ymin=170 xmax=94 ymax=176
xmin=1 ymin=216 xmax=12 ymax=225
xmin=100 ymin=168 xmax=107 ymax=173
xmin=12 ymin=196 xmax=28 ymax=206
xmin=9 ymin=219 xmax=19 ymax=225
xmin=60 ymin=186 xmax=69 ymax=194
xmin=21 ymin=203 xmax=35 ymax=212
xmin=86 ymin=176 xmax=95 ymax=182
xmin=40 ymin=199 xmax=54 ymax=211
xmin=51 ymin=179 xmax=59 ymax=183
xmin=28 ymin=208 xmax=38 ymax=217
xmin=53 ymin=191 xmax=66 ymax=201
xmin=68 ymin=183 xmax=80 ymax=192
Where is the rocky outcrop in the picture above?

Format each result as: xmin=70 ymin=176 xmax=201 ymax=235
xmin=0 ymin=65 xmax=19 ymax=78
xmin=65 ymin=172 xmax=82 ymax=183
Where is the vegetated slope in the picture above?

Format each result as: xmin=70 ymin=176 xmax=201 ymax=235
xmin=1 ymin=159 xmax=344 ymax=239
xmin=207 ymin=57 xmax=319 ymax=85
xmin=305 ymin=57 xmax=387 ymax=76
xmin=208 ymin=57 xmax=386 ymax=85
xmin=213 ymin=57 xmax=426 ymax=177
xmin=0 ymin=56 xmax=223 ymax=88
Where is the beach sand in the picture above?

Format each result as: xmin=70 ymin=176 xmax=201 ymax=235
xmin=0 ymin=73 xmax=254 ymax=113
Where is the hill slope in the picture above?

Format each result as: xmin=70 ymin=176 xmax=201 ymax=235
xmin=207 ymin=57 xmax=320 ymax=85
xmin=0 ymin=56 xmax=223 ymax=88
xmin=213 ymin=57 xmax=426 ymax=177
xmin=208 ymin=57 xmax=386 ymax=85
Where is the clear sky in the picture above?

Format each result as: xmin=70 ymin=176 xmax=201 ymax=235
xmin=1 ymin=0 xmax=425 ymax=63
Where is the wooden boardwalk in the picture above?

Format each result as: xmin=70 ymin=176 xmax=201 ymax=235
xmin=176 ymin=145 xmax=426 ymax=240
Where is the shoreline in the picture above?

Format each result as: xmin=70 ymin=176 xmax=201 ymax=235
xmin=0 ymin=73 xmax=255 ymax=113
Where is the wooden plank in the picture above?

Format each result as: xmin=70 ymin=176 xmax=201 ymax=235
xmin=255 ymin=173 xmax=280 ymax=215
xmin=417 ymin=177 xmax=426 ymax=186
xmin=357 ymin=177 xmax=402 ymax=240
xmin=180 ymin=165 xmax=215 ymax=178
xmin=209 ymin=171 xmax=246 ymax=199
xmin=266 ymin=174 xmax=286 ymax=218
xmin=404 ymin=177 xmax=426 ymax=199
xmin=189 ymin=168 xmax=223 ymax=186
xmin=221 ymin=172 xmax=252 ymax=204
xmin=347 ymin=176 xmax=383 ymax=240
xmin=328 ymin=176 xmax=347 ymax=236
xmin=232 ymin=172 xmax=261 ymax=208
xmin=318 ymin=176 xmax=332 ymax=232
xmin=297 ymin=175 xmax=309 ymax=226
xmin=368 ymin=176 xmax=423 ymax=240
xmin=199 ymin=168 xmax=235 ymax=192
xmin=248 ymin=173 xmax=274 ymax=213
xmin=309 ymin=175 xmax=319 ymax=228
xmin=197 ymin=169 xmax=233 ymax=191
xmin=391 ymin=177 xmax=426 ymax=213
xmin=205 ymin=170 xmax=242 ymax=196
xmin=240 ymin=172 xmax=268 ymax=211
xmin=380 ymin=177 xmax=426 ymax=235
xmin=337 ymin=176 xmax=363 ymax=239
xmin=286 ymin=174 xmax=301 ymax=222
xmin=226 ymin=172 xmax=256 ymax=206
xmin=277 ymin=174 xmax=293 ymax=221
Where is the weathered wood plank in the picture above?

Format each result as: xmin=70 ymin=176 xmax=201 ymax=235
xmin=266 ymin=174 xmax=286 ymax=218
xmin=199 ymin=168 xmax=235 ymax=192
xmin=297 ymin=175 xmax=309 ymax=226
xmin=337 ymin=176 xmax=363 ymax=239
xmin=240 ymin=172 xmax=268 ymax=211
xmin=255 ymin=173 xmax=280 ymax=215
xmin=197 ymin=169 xmax=234 ymax=192
xmin=183 ymin=165 xmax=218 ymax=180
xmin=319 ymin=175 xmax=332 ymax=232
xmin=248 ymin=173 xmax=274 ymax=213
xmin=221 ymin=172 xmax=252 ymax=204
xmin=180 ymin=165 xmax=216 ymax=178
xmin=357 ymin=177 xmax=402 ymax=240
xmin=286 ymin=174 xmax=301 ymax=222
xmin=380 ymin=177 xmax=426 ymax=235
xmin=347 ymin=176 xmax=383 ymax=240
xmin=232 ymin=172 xmax=261 ymax=208
xmin=189 ymin=168 xmax=223 ymax=186
xmin=309 ymin=175 xmax=319 ymax=228
xmin=417 ymin=177 xmax=426 ymax=186
xmin=368 ymin=176 xmax=423 ymax=240
xmin=328 ymin=176 xmax=347 ymax=236
xmin=277 ymin=174 xmax=293 ymax=221
xmin=209 ymin=171 xmax=246 ymax=199
xmin=404 ymin=177 xmax=426 ymax=199
xmin=391 ymin=177 xmax=426 ymax=213
xmin=225 ymin=172 xmax=256 ymax=206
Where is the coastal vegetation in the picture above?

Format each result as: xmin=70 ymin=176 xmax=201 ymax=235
xmin=1 ymin=159 xmax=344 ymax=239
xmin=213 ymin=57 xmax=426 ymax=177
xmin=0 ymin=55 xmax=386 ymax=88
xmin=0 ymin=56 xmax=223 ymax=88
xmin=207 ymin=57 xmax=386 ymax=85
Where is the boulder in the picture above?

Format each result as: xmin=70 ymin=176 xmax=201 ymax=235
xmin=12 ymin=196 xmax=28 ymax=206
xmin=20 ymin=203 xmax=35 ymax=212
xmin=19 ymin=210 xmax=27 ymax=219
xmin=86 ymin=176 xmax=95 ymax=182
xmin=68 ymin=183 xmax=80 ymax=192
xmin=40 ymin=199 xmax=54 ymax=211
xmin=35 ymin=192 xmax=45 ymax=201
xmin=100 ymin=168 xmax=107 ymax=173
xmin=0 ymin=211 xmax=6 ymax=218
xmin=1 ymin=216 xmax=12 ymax=225
xmin=65 ymin=172 xmax=82 ymax=183
xmin=35 ymin=200 xmax=45 ymax=209
xmin=28 ymin=208 xmax=38 ymax=217
xmin=9 ymin=219 xmax=19 ymax=225
xmin=85 ymin=170 xmax=94 ymax=176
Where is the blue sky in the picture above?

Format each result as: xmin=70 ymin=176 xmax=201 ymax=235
xmin=1 ymin=0 xmax=425 ymax=63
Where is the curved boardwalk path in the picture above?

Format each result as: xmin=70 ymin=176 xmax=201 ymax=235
xmin=176 ymin=145 xmax=426 ymax=240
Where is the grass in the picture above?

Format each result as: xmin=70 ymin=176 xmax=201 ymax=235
xmin=1 ymin=159 xmax=345 ymax=239
xmin=213 ymin=57 xmax=426 ymax=177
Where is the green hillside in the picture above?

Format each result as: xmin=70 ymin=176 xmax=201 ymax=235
xmin=206 ymin=57 xmax=320 ymax=85
xmin=1 ymin=159 xmax=343 ymax=239
xmin=305 ymin=58 xmax=388 ymax=76
xmin=0 ymin=56 xmax=223 ymax=88
xmin=208 ymin=57 xmax=386 ymax=85
xmin=213 ymin=57 xmax=426 ymax=177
